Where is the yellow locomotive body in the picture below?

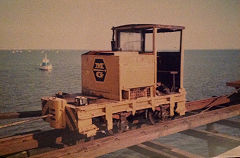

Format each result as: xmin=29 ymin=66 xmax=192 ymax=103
xmin=42 ymin=24 xmax=186 ymax=137
xmin=82 ymin=51 xmax=154 ymax=101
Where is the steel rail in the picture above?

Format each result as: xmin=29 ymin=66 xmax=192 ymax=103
xmin=0 ymin=115 xmax=51 ymax=129
xmin=0 ymin=110 xmax=42 ymax=120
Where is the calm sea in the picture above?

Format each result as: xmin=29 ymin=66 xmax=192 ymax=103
xmin=0 ymin=49 xmax=239 ymax=157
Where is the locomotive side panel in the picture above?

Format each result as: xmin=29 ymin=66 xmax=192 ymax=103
xmin=82 ymin=54 xmax=120 ymax=100
xmin=82 ymin=52 xmax=155 ymax=101
xmin=119 ymin=54 xmax=155 ymax=90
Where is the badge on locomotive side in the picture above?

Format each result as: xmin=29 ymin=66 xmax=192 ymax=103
xmin=93 ymin=59 xmax=107 ymax=81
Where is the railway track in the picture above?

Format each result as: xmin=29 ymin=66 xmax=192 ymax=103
xmin=31 ymin=103 xmax=240 ymax=158
xmin=0 ymin=92 xmax=239 ymax=157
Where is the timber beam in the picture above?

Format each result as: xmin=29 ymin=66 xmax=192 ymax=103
xmin=185 ymin=96 xmax=230 ymax=112
xmin=226 ymin=80 xmax=240 ymax=89
xmin=0 ymin=129 xmax=63 ymax=156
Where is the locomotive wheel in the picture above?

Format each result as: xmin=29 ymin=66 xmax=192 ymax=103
xmin=149 ymin=111 xmax=155 ymax=124
xmin=86 ymin=136 xmax=94 ymax=142
xmin=116 ymin=113 xmax=130 ymax=133
xmin=117 ymin=119 xmax=129 ymax=133
xmin=147 ymin=109 xmax=157 ymax=125
xmin=117 ymin=121 xmax=124 ymax=133
xmin=107 ymin=129 xmax=114 ymax=135
xmin=161 ymin=104 xmax=170 ymax=121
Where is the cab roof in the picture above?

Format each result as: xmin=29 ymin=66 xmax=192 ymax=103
xmin=112 ymin=24 xmax=185 ymax=33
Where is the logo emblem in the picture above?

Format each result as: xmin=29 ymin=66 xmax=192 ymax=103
xmin=93 ymin=59 xmax=107 ymax=81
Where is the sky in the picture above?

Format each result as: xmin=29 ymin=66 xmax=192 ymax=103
xmin=0 ymin=0 xmax=239 ymax=50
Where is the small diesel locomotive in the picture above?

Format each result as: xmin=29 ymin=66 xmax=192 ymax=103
xmin=42 ymin=24 xmax=186 ymax=137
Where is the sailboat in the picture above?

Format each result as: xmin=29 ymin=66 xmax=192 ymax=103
xmin=39 ymin=54 xmax=52 ymax=71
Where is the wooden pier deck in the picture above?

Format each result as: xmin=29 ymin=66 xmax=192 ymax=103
xmin=30 ymin=104 xmax=240 ymax=158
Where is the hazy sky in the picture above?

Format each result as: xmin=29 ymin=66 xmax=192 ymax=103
xmin=0 ymin=0 xmax=239 ymax=50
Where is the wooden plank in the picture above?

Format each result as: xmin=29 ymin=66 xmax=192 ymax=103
xmin=215 ymin=119 xmax=240 ymax=129
xmin=31 ymin=104 xmax=240 ymax=158
xmin=185 ymin=96 xmax=230 ymax=112
xmin=0 ymin=110 xmax=42 ymax=119
xmin=215 ymin=145 xmax=240 ymax=158
xmin=226 ymin=80 xmax=240 ymax=89
xmin=0 ymin=129 xmax=63 ymax=156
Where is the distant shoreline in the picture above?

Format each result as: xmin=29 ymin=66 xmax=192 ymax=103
xmin=0 ymin=49 xmax=240 ymax=51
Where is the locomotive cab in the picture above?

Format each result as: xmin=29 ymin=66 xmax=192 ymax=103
xmin=111 ymin=24 xmax=185 ymax=95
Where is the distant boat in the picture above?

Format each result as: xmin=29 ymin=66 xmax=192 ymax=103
xmin=39 ymin=54 xmax=52 ymax=71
